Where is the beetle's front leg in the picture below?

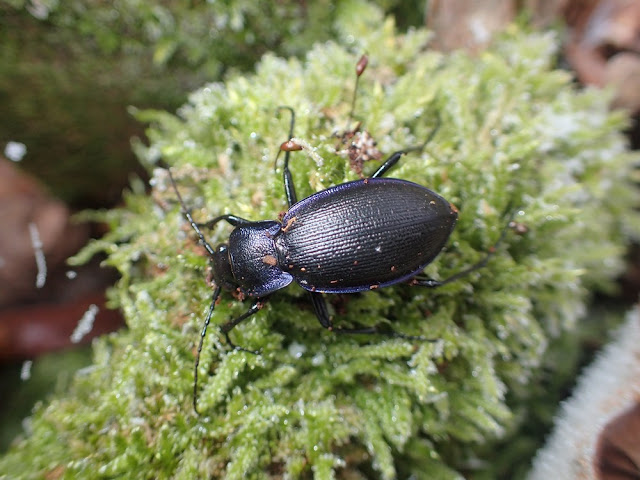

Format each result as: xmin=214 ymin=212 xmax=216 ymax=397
xmin=197 ymin=214 xmax=253 ymax=230
xmin=370 ymin=115 xmax=441 ymax=179
xmin=219 ymin=298 xmax=267 ymax=353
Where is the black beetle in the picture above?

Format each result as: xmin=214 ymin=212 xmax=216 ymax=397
xmin=163 ymin=106 xmax=510 ymax=414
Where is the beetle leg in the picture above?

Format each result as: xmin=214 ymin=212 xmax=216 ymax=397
xmin=334 ymin=324 xmax=427 ymax=340
xmin=371 ymin=115 xmax=441 ymax=178
xmin=370 ymin=151 xmax=406 ymax=178
xmin=197 ymin=214 xmax=253 ymax=230
xmin=309 ymin=290 xmax=427 ymax=340
xmin=283 ymin=154 xmax=298 ymax=206
xmin=409 ymin=276 xmax=442 ymax=287
xmin=308 ymin=291 xmax=374 ymax=333
xmin=411 ymin=207 xmax=515 ymax=288
xmin=308 ymin=291 xmax=332 ymax=329
xmin=275 ymin=106 xmax=299 ymax=206
xmin=410 ymin=253 xmax=495 ymax=288
xmin=219 ymin=299 xmax=266 ymax=352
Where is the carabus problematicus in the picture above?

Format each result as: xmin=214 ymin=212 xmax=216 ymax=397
xmin=162 ymin=58 xmax=512 ymax=414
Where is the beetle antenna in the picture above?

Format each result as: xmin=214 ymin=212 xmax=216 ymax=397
xmin=347 ymin=54 xmax=368 ymax=130
xmin=158 ymin=161 xmax=223 ymax=415
xmin=161 ymin=162 xmax=217 ymax=258
xmin=193 ymin=284 xmax=222 ymax=415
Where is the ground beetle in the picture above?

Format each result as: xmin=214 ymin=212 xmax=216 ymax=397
xmin=163 ymin=61 xmax=511 ymax=414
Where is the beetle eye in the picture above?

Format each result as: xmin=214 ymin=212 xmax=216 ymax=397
xmin=212 ymin=244 xmax=235 ymax=290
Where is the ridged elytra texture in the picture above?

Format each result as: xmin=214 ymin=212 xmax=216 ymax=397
xmin=275 ymin=178 xmax=457 ymax=293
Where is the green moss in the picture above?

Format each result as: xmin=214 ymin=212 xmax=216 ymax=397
xmin=1 ymin=17 xmax=638 ymax=480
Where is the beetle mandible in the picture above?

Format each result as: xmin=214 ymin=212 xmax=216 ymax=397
xmin=163 ymin=59 xmax=511 ymax=414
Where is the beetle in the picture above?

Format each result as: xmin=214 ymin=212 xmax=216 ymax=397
xmin=163 ymin=105 xmax=511 ymax=414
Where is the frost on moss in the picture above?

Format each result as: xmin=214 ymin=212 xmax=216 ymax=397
xmin=1 ymin=18 xmax=638 ymax=480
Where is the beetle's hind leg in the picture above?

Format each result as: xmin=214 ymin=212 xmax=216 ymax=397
xmin=410 ymin=207 xmax=515 ymax=288
xmin=308 ymin=291 xmax=427 ymax=341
